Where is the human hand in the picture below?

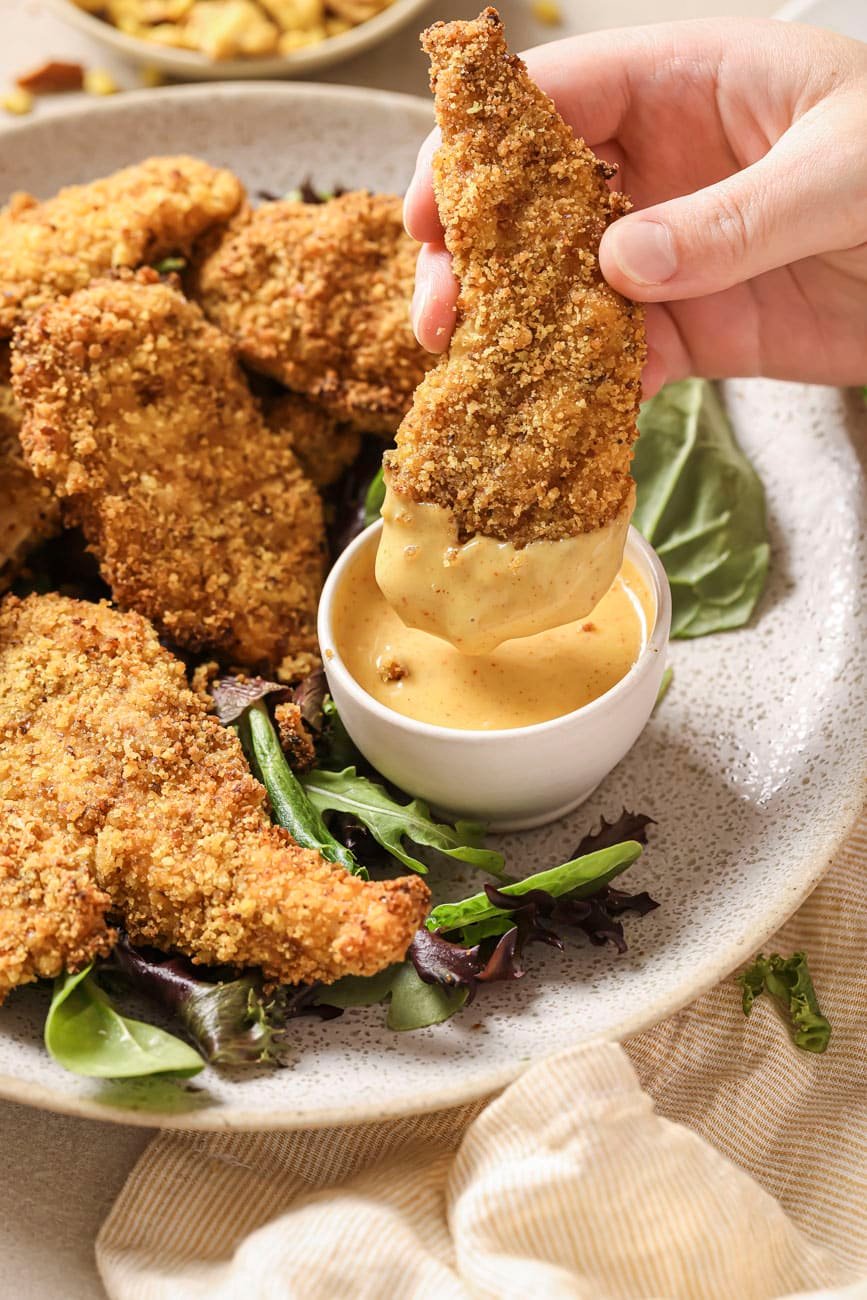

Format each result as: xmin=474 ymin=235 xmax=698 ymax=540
xmin=405 ymin=18 xmax=867 ymax=393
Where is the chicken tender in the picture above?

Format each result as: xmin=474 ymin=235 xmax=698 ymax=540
xmin=262 ymin=389 xmax=361 ymax=488
xmin=191 ymin=192 xmax=434 ymax=433
xmin=0 ymin=155 xmax=244 ymax=338
xmin=0 ymin=347 xmax=60 ymax=592
xmin=385 ymin=9 xmax=645 ymax=547
xmin=12 ymin=270 xmax=324 ymax=680
xmin=0 ymin=593 xmax=430 ymax=1001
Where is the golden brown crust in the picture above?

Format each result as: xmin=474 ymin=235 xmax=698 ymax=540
xmin=0 ymin=346 xmax=60 ymax=592
xmin=0 ymin=593 xmax=429 ymax=999
xmin=191 ymin=192 xmax=434 ymax=433
xmin=385 ymin=9 xmax=646 ymax=546
xmin=12 ymin=270 xmax=325 ymax=680
xmin=262 ymin=389 xmax=361 ymax=488
xmin=0 ymin=156 xmax=244 ymax=338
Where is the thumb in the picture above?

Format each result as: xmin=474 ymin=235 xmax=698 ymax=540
xmin=599 ymin=108 xmax=863 ymax=302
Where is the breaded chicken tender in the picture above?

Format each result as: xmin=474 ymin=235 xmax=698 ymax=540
xmin=12 ymin=270 xmax=324 ymax=680
xmin=262 ymin=389 xmax=361 ymax=488
xmin=0 ymin=593 xmax=429 ymax=1000
xmin=385 ymin=9 xmax=646 ymax=547
xmin=191 ymin=192 xmax=434 ymax=433
xmin=0 ymin=348 xmax=60 ymax=592
xmin=0 ymin=155 xmax=244 ymax=339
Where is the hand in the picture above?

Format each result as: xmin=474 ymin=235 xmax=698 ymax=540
xmin=405 ymin=18 xmax=867 ymax=393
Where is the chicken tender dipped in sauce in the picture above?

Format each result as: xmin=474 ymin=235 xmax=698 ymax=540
xmin=379 ymin=9 xmax=646 ymax=654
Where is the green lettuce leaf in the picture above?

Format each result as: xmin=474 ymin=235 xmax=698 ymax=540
xmin=426 ymin=840 xmax=642 ymax=937
xmin=634 ymin=379 xmax=770 ymax=637
xmin=45 ymin=967 xmax=203 ymax=1078
xmin=301 ymin=766 xmax=505 ymax=877
xmin=314 ymin=962 xmax=466 ymax=1030
xmin=739 ymin=952 xmax=831 ymax=1053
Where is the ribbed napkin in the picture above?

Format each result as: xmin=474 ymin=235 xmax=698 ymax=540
xmin=96 ymin=813 xmax=866 ymax=1300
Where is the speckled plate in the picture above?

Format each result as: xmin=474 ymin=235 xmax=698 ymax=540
xmin=0 ymin=85 xmax=865 ymax=1130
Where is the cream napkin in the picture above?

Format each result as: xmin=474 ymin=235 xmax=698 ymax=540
xmin=97 ymin=815 xmax=867 ymax=1300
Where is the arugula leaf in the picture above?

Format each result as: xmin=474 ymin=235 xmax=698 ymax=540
xmin=634 ymin=379 xmax=770 ymax=638
xmin=426 ymin=840 xmax=642 ymax=935
xmin=45 ymin=967 xmax=203 ymax=1078
xmin=301 ymin=766 xmax=505 ymax=877
xmin=318 ymin=694 xmax=363 ymax=771
xmin=739 ymin=952 xmax=831 ymax=1053
xmin=363 ymin=466 xmax=386 ymax=526
xmin=247 ymin=703 xmax=363 ymax=876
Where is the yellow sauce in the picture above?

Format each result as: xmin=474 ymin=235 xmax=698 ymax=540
xmin=333 ymin=532 xmax=653 ymax=732
xmin=375 ymin=482 xmax=635 ymax=655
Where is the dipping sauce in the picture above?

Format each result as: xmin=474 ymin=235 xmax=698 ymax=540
xmin=333 ymin=532 xmax=653 ymax=732
xmin=375 ymin=481 xmax=635 ymax=655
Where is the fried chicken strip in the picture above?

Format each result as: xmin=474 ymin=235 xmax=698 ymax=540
xmin=385 ymin=9 xmax=645 ymax=546
xmin=0 ymin=156 xmax=244 ymax=339
xmin=191 ymin=192 xmax=434 ymax=433
xmin=376 ymin=10 xmax=646 ymax=653
xmin=262 ymin=389 xmax=361 ymax=488
xmin=0 ymin=593 xmax=429 ymax=1001
xmin=0 ymin=347 xmax=60 ymax=592
xmin=13 ymin=270 xmax=325 ymax=680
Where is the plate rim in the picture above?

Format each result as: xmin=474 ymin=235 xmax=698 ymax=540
xmin=0 ymin=85 xmax=864 ymax=1130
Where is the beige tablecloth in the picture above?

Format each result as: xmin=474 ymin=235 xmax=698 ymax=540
xmin=95 ymin=813 xmax=867 ymax=1299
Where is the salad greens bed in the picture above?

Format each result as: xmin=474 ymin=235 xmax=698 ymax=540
xmin=41 ymin=381 xmax=827 ymax=1083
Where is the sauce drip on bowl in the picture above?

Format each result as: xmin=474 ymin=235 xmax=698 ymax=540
xmin=333 ymin=532 xmax=653 ymax=732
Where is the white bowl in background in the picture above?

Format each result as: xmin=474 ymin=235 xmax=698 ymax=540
xmin=319 ymin=520 xmax=672 ymax=831
xmin=43 ymin=0 xmax=434 ymax=80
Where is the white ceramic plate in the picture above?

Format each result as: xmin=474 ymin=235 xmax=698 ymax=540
xmin=0 ymin=85 xmax=864 ymax=1130
xmin=43 ymin=0 xmax=433 ymax=80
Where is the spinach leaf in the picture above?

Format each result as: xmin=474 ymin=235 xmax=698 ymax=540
xmin=247 ymin=703 xmax=363 ymax=876
xmin=45 ymin=967 xmax=203 ymax=1078
xmin=314 ymin=962 xmax=467 ymax=1030
xmin=739 ymin=952 xmax=831 ymax=1053
xmin=301 ymin=766 xmax=506 ymax=877
xmin=633 ymin=379 xmax=770 ymax=637
xmin=426 ymin=840 xmax=642 ymax=935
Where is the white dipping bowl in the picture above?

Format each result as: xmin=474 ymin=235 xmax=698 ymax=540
xmin=318 ymin=520 xmax=672 ymax=832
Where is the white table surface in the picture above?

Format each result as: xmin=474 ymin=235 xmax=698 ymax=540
xmin=0 ymin=0 xmax=826 ymax=1295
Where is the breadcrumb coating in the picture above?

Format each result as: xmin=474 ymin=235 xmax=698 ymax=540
xmin=0 ymin=347 xmax=60 ymax=592
xmin=0 ymin=593 xmax=429 ymax=1000
xmin=262 ymin=389 xmax=361 ymax=488
xmin=386 ymin=9 xmax=646 ymax=546
xmin=12 ymin=270 xmax=325 ymax=680
xmin=191 ymin=192 xmax=434 ymax=433
xmin=0 ymin=155 xmax=244 ymax=338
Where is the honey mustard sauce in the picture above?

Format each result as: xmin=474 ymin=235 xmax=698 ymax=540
xmin=375 ymin=482 xmax=636 ymax=655
xmin=335 ymin=530 xmax=652 ymax=732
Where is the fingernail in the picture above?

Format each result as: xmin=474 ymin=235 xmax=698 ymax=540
xmin=610 ymin=220 xmax=677 ymax=286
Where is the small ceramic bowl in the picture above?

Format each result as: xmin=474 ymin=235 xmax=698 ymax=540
xmin=45 ymin=0 xmax=433 ymax=81
xmin=319 ymin=520 xmax=672 ymax=831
